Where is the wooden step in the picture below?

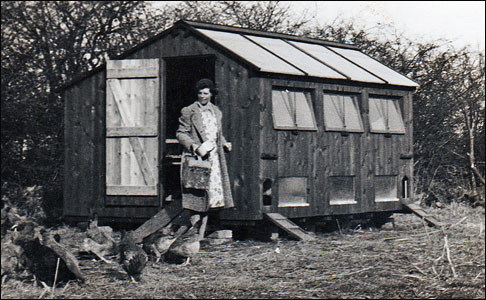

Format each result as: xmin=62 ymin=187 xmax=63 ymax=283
xmin=264 ymin=213 xmax=315 ymax=241
xmin=401 ymin=202 xmax=446 ymax=228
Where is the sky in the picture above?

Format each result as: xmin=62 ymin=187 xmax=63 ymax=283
xmin=150 ymin=1 xmax=485 ymax=51
xmin=287 ymin=1 xmax=485 ymax=51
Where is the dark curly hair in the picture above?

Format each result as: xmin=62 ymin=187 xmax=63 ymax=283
xmin=195 ymin=78 xmax=218 ymax=96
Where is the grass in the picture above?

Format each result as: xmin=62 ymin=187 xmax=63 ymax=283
xmin=1 ymin=202 xmax=484 ymax=299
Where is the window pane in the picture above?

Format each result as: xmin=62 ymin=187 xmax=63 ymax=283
xmin=323 ymin=93 xmax=363 ymax=132
xmin=343 ymin=96 xmax=363 ymax=131
xmin=272 ymin=89 xmax=316 ymax=130
xmin=272 ymin=90 xmax=294 ymax=128
xmin=369 ymin=97 xmax=405 ymax=134
xmin=375 ymin=175 xmax=399 ymax=202
xmin=369 ymin=98 xmax=386 ymax=132
xmin=278 ymin=177 xmax=309 ymax=207
xmin=386 ymin=101 xmax=406 ymax=133
xmin=329 ymin=176 xmax=357 ymax=205
xmin=323 ymin=94 xmax=344 ymax=129
xmin=295 ymin=92 xmax=316 ymax=129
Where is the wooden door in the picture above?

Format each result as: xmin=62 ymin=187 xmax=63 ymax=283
xmin=105 ymin=59 xmax=161 ymax=197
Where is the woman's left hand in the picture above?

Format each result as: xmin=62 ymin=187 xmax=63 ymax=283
xmin=223 ymin=142 xmax=232 ymax=152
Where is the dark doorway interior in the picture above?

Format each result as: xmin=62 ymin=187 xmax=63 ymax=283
xmin=164 ymin=55 xmax=215 ymax=139
xmin=162 ymin=55 xmax=215 ymax=201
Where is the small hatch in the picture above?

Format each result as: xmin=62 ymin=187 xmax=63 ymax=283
xmin=277 ymin=177 xmax=309 ymax=207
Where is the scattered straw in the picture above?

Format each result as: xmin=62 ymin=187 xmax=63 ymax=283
xmin=2 ymin=205 xmax=484 ymax=299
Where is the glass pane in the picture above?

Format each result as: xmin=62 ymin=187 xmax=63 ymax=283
xmin=386 ymin=101 xmax=406 ymax=133
xmin=329 ymin=176 xmax=355 ymax=204
xmin=369 ymin=98 xmax=405 ymax=133
xmin=323 ymin=94 xmax=344 ymax=129
xmin=272 ymin=90 xmax=295 ymax=128
xmin=246 ymin=35 xmax=345 ymax=79
xmin=369 ymin=98 xmax=386 ymax=132
xmin=295 ymin=92 xmax=316 ymax=129
xmin=375 ymin=176 xmax=398 ymax=201
xmin=278 ymin=177 xmax=308 ymax=207
xmin=196 ymin=29 xmax=304 ymax=76
xmin=272 ymin=89 xmax=316 ymax=130
xmin=329 ymin=47 xmax=418 ymax=87
xmin=323 ymin=94 xmax=362 ymax=132
xmin=289 ymin=41 xmax=386 ymax=84
xmin=343 ymin=96 xmax=363 ymax=131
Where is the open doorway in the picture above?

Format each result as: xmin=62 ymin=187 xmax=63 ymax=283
xmin=162 ymin=55 xmax=215 ymax=201
xmin=164 ymin=55 xmax=215 ymax=139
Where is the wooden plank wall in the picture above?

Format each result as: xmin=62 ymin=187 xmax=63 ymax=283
xmin=65 ymin=27 xmax=262 ymax=221
xmin=64 ymin=63 xmax=160 ymax=221
xmin=64 ymin=25 xmax=414 ymax=222
xmin=126 ymin=30 xmax=261 ymax=220
xmin=259 ymin=79 xmax=413 ymax=218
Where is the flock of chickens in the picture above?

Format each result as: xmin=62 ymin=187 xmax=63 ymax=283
xmin=1 ymin=206 xmax=205 ymax=285
xmin=85 ymin=213 xmax=203 ymax=282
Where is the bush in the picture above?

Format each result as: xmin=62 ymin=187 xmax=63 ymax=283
xmin=1 ymin=182 xmax=47 ymax=226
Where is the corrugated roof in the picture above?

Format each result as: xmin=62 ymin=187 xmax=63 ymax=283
xmin=191 ymin=22 xmax=418 ymax=88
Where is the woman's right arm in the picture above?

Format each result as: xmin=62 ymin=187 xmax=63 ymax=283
xmin=176 ymin=107 xmax=200 ymax=152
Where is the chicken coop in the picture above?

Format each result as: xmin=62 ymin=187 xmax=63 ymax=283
xmin=61 ymin=20 xmax=418 ymax=227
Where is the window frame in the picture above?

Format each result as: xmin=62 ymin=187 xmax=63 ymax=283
xmin=322 ymin=91 xmax=364 ymax=133
xmin=271 ymin=87 xmax=318 ymax=131
xmin=368 ymin=96 xmax=406 ymax=135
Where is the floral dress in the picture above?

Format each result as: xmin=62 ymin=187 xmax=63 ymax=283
xmin=200 ymin=108 xmax=225 ymax=208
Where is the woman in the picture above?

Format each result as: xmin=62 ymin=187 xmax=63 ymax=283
xmin=176 ymin=79 xmax=234 ymax=235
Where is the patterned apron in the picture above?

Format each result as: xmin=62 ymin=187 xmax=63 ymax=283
xmin=200 ymin=108 xmax=224 ymax=208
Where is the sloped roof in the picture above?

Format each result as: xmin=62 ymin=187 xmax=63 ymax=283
xmin=183 ymin=20 xmax=418 ymax=88
xmin=58 ymin=20 xmax=418 ymax=92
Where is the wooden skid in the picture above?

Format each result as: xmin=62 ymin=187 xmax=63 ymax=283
xmin=401 ymin=202 xmax=446 ymax=228
xmin=132 ymin=200 xmax=183 ymax=243
xmin=264 ymin=213 xmax=315 ymax=241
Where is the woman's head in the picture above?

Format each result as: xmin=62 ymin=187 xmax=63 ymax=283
xmin=195 ymin=78 xmax=217 ymax=105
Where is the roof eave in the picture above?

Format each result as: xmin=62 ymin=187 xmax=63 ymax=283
xmin=179 ymin=20 xmax=360 ymax=50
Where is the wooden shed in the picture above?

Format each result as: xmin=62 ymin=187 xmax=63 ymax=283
xmin=62 ymin=20 xmax=418 ymax=226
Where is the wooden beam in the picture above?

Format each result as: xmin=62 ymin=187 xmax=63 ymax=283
xmin=131 ymin=200 xmax=184 ymax=243
xmin=401 ymin=202 xmax=446 ymax=228
xmin=264 ymin=213 xmax=315 ymax=241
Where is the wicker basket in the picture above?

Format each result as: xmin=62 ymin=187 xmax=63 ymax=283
xmin=181 ymin=155 xmax=211 ymax=190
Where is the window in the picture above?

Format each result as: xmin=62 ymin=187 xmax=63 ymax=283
xmin=323 ymin=93 xmax=363 ymax=132
xmin=329 ymin=176 xmax=357 ymax=205
xmin=369 ymin=97 xmax=406 ymax=134
xmin=277 ymin=177 xmax=309 ymax=207
xmin=375 ymin=175 xmax=399 ymax=202
xmin=272 ymin=88 xmax=317 ymax=130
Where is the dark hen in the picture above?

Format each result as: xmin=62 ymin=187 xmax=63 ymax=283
xmin=118 ymin=231 xmax=148 ymax=282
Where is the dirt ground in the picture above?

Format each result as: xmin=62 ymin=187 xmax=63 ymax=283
xmin=1 ymin=202 xmax=484 ymax=299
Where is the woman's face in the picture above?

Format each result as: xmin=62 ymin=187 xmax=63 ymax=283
xmin=197 ymin=87 xmax=212 ymax=105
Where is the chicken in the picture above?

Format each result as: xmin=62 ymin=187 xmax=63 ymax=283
xmin=143 ymin=233 xmax=176 ymax=263
xmin=83 ymin=213 xmax=115 ymax=263
xmin=166 ymin=223 xmax=201 ymax=266
xmin=82 ymin=238 xmax=114 ymax=264
xmin=86 ymin=213 xmax=115 ymax=245
xmin=118 ymin=231 xmax=148 ymax=282
xmin=143 ymin=224 xmax=187 ymax=263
